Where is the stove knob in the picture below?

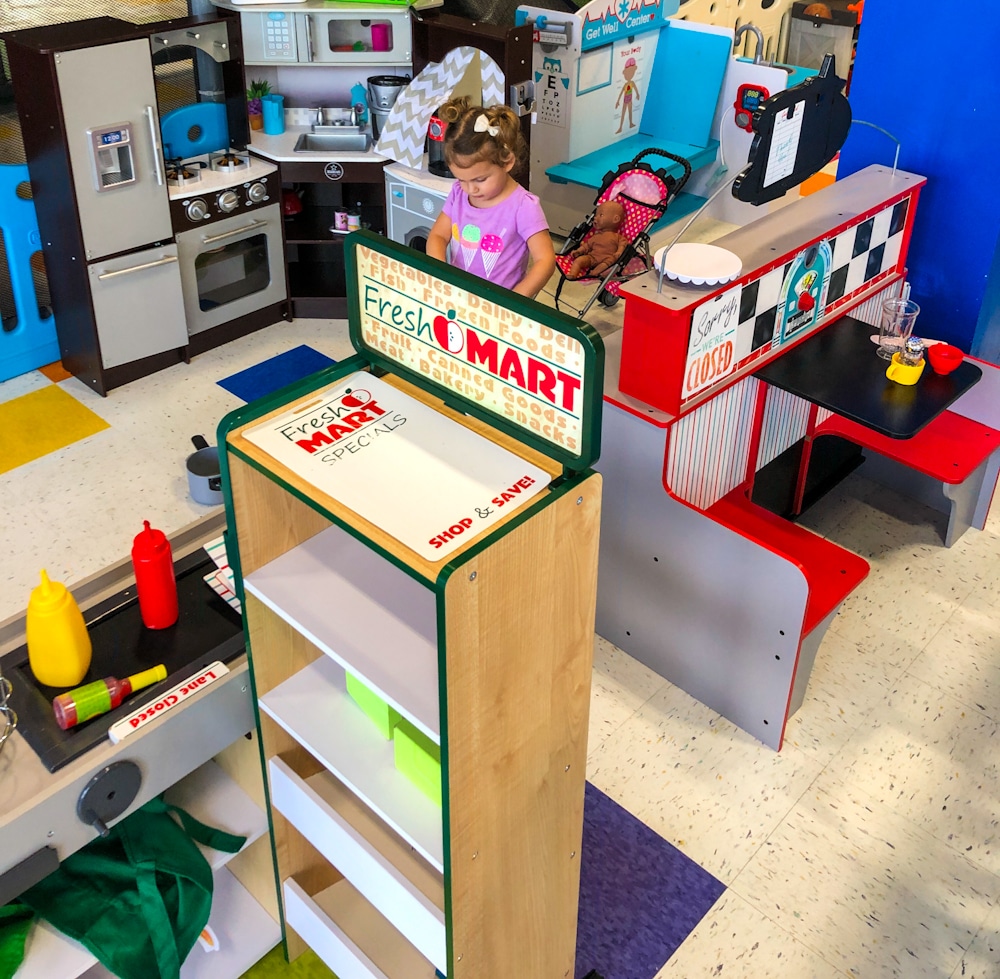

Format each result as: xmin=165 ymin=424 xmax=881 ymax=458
xmin=218 ymin=190 xmax=240 ymax=213
xmin=247 ymin=181 xmax=268 ymax=203
xmin=186 ymin=198 xmax=209 ymax=222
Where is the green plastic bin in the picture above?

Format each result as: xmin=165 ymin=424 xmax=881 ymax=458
xmin=345 ymin=672 xmax=401 ymax=740
xmin=393 ymin=720 xmax=441 ymax=806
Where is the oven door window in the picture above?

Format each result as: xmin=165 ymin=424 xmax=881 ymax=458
xmin=195 ymin=233 xmax=270 ymax=312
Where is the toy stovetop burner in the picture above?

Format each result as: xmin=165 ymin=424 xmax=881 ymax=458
xmin=164 ymin=158 xmax=206 ymax=188
xmin=208 ymin=149 xmax=250 ymax=173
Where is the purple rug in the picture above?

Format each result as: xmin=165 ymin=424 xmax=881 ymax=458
xmin=575 ymin=783 xmax=725 ymax=979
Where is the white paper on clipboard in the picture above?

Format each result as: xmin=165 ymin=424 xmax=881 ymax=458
xmin=241 ymin=372 xmax=550 ymax=561
xmin=763 ymin=100 xmax=804 ymax=188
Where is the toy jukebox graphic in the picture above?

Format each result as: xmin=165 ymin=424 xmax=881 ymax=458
xmin=777 ymin=240 xmax=832 ymax=344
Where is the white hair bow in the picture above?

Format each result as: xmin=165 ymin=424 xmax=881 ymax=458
xmin=474 ymin=114 xmax=499 ymax=137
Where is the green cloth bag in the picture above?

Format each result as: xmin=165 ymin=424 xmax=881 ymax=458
xmin=0 ymin=903 xmax=33 ymax=979
xmin=20 ymin=796 xmax=245 ymax=979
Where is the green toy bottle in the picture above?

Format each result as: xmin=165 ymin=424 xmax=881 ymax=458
xmin=26 ymin=569 xmax=92 ymax=688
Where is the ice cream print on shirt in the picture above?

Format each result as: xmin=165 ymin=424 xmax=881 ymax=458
xmin=442 ymin=182 xmax=548 ymax=292
xmin=452 ymin=222 xmax=506 ymax=276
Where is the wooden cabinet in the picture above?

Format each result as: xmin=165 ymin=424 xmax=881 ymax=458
xmin=279 ymin=159 xmax=389 ymax=319
xmin=221 ymin=231 xmax=604 ymax=978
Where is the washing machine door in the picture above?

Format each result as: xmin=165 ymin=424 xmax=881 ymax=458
xmin=405 ymin=226 xmax=433 ymax=254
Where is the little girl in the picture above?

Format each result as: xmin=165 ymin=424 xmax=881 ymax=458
xmin=426 ymin=98 xmax=555 ymax=299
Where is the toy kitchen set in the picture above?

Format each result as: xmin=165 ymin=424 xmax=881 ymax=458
xmin=4 ymin=13 xmax=289 ymax=397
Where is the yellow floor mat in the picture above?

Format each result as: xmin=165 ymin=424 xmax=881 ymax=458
xmin=0 ymin=384 xmax=109 ymax=475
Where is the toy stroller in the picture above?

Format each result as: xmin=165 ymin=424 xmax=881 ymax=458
xmin=553 ymin=149 xmax=692 ymax=318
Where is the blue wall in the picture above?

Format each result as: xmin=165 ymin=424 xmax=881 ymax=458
xmin=837 ymin=8 xmax=1000 ymax=354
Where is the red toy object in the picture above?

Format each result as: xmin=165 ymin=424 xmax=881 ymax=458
xmin=927 ymin=343 xmax=964 ymax=375
xmin=734 ymin=83 xmax=769 ymax=133
xmin=131 ymin=521 xmax=179 ymax=629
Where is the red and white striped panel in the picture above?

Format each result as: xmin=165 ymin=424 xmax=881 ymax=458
xmin=665 ymin=376 xmax=761 ymax=509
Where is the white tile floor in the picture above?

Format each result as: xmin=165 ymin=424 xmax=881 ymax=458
xmin=2 ymin=314 xmax=998 ymax=979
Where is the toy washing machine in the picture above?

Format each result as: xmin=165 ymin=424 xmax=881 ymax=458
xmin=385 ymin=162 xmax=452 ymax=253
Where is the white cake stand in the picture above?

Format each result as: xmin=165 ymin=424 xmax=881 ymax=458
xmin=655 ymin=243 xmax=743 ymax=286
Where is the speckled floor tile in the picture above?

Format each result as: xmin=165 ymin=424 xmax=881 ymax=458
xmin=961 ymin=559 xmax=1000 ymax=618
xmin=781 ymin=630 xmax=899 ymax=766
xmin=655 ymin=891 xmax=846 ymax=978
xmin=907 ymin=604 xmax=1000 ymax=722
xmin=588 ymin=635 xmax=669 ymax=756
xmin=828 ymin=556 xmax=972 ymax=650
xmin=0 ymin=370 xmax=50 ymax=405
xmin=951 ymin=898 xmax=1000 ymax=978
xmin=587 ymin=683 xmax=823 ymax=883
xmin=732 ymin=772 xmax=1000 ymax=978
xmin=826 ymin=671 xmax=1000 ymax=877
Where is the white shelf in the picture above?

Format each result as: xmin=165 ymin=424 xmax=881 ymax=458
xmin=270 ymin=758 xmax=446 ymax=971
xmin=164 ymin=760 xmax=270 ymax=870
xmin=245 ymin=522 xmax=439 ymax=741
xmin=14 ymin=760 xmax=270 ymax=979
xmin=179 ymin=865 xmax=281 ymax=979
xmin=259 ymin=657 xmax=444 ymax=871
xmin=284 ymin=878 xmax=439 ymax=979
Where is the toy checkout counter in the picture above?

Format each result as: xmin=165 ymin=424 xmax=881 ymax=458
xmin=595 ymin=156 xmax=1000 ymax=751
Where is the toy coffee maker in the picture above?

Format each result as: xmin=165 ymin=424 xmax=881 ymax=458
xmin=427 ymin=108 xmax=452 ymax=178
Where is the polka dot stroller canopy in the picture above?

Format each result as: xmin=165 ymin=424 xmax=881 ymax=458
xmin=554 ymin=149 xmax=692 ymax=319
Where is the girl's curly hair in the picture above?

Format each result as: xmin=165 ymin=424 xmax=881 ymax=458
xmin=438 ymin=97 xmax=527 ymax=178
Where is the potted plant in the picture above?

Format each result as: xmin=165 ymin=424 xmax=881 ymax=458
xmin=246 ymin=78 xmax=271 ymax=131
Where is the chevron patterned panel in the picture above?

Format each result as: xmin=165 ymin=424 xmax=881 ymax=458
xmin=375 ymin=47 xmax=504 ymax=169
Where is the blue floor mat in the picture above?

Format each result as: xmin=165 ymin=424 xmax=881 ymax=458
xmin=575 ymin=782 xmax=725 ymax=979
xmin=217 ymin=345 xmax=336 ymax=403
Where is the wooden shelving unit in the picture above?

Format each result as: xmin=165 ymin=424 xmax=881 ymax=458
xmin=221 ymin=230 xmax=604 ymax=978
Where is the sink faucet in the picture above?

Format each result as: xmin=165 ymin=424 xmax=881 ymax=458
xmin=734 ymin=23 xmax=766 ymax=65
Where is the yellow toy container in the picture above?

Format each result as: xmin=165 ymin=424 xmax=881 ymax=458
xmin=886 ymin=351 xmax=925 ymax=386
xmin=26 ymin=569 xmax=92 ymax=688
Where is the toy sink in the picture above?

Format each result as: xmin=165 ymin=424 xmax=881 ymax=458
xmin=294 ymin=131 xmax=369 ymax=153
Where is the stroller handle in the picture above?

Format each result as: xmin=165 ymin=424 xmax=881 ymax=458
xmin=629 ymin=149 xmax=693 ymax=196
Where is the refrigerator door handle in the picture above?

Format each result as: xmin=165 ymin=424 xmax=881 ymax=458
xmin=96 ymin=255 xmax=178 ymax=280
xmin=144 ymin=105 xmax=165 ymax=186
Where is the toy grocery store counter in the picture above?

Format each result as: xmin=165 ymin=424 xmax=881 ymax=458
xmin=0 ymin=514 xmax=264 ymax=913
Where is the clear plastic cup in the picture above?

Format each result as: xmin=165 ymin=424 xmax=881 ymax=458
xmin=877 ymin=297 xmax=920 ymax=360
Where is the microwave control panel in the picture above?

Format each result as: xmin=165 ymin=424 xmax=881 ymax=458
xmin=243 ymin=11 xmax=299 ymax=62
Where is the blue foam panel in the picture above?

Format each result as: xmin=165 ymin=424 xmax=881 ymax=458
xmin=217 ymin=345 xmax=336 ymax=403
xmin=644 ymin=22 xmax=732 ymax=150
xmin=575 ymin=782 xmax=725 ymax=979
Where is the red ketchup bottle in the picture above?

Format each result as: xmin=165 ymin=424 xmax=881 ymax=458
xmin=131 ymin=521 xmax=179 ymax=629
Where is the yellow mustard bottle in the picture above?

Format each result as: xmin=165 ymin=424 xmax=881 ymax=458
xmin=26 ymin=569 xmax=93 ymax=688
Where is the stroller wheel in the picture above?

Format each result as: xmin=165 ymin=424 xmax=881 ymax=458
xmin=599 ymin=290 xmax=620 ymax=308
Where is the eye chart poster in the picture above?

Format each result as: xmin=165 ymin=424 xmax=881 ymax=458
xmin=242 ymin=372 xmax=549 ymax=561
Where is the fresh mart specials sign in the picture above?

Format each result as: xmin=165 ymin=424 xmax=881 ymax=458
xmin=349 ymin=237 xmax=599 ymax=464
